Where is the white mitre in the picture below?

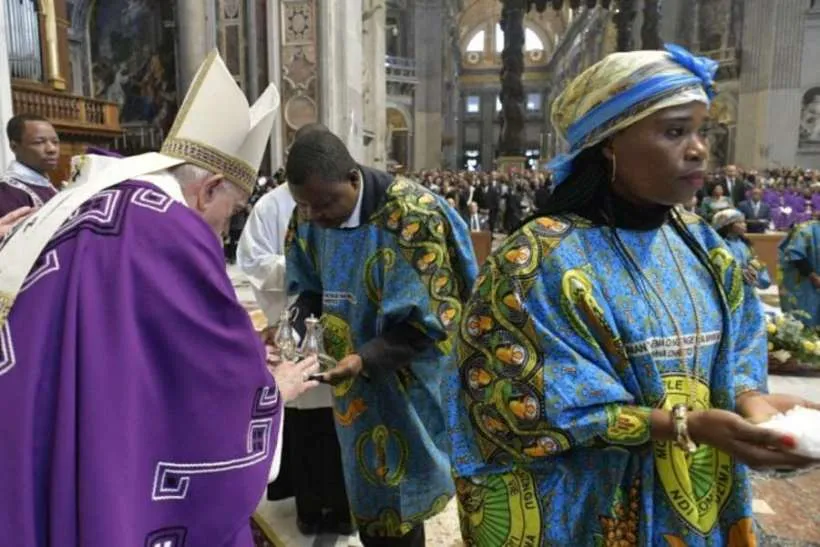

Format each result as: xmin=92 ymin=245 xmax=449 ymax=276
xmin=159 ymin=49 xmax=280 ymax=194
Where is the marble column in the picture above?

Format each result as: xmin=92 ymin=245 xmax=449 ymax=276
xmin=318 ymin=0 xmax=364 ymax=161
xmin=362 ymin=0 xmax=387 ymax=169
xmin=267 ymin=0 xmax=283 ymax=170
xmin=0 ymin=0 xmax=14 ymax=167
xmin=177 ymin=0 xmax=211 ymax=93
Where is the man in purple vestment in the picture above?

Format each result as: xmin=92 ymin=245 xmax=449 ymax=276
xmin=0 ymin=51 xmax=318 ymax=547
xmin=0 ymin=114 xmax=60 ymax=217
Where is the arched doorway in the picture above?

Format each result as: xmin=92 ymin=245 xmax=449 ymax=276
xmin=386 ymin=106 xmax=411 ymax=172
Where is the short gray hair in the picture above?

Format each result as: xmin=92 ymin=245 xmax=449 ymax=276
xmin=168 ymin=163 xmax=216 ymax=187
xmin=169 ymin=163 xmax=245 ymax=198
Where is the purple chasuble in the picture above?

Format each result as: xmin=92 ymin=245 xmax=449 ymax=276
xmin=0 ymin=180 xmax=282 ymax=546
xmin=0 ymin=179 xmax=57 ymax=217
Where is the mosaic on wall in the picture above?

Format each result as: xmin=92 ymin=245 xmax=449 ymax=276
xmin=90 ymin=0 xmax=177 ymax=132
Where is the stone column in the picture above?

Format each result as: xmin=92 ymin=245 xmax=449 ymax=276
xmin=413 ymin=0 xmax=444 ymax=170
xmin=267 ymin=0 xmax=283 ymax=170
xmin=362 ymin=0 xmax=387 ymax=169
xmin=247 ymin=0 xmax=260 ymax=100
xmin=0 ymin=0 xmax=14 ymax=167
xmin=177 ymin=0 xmax=210 ymax=93
xmin=318 ymin=0 xmax=364 ymax=160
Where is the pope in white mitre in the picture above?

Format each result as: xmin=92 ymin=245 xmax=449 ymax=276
xmin=0 ymin=51 xmax=318 ymax=546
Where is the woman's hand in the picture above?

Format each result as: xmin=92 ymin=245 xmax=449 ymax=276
xmin=267 ymin=355 xmax=320 ymax=403
xmin=0 ymin=206 xmax=34 ymax=237
xmin=688 ymin=409 xmax=816 ymax=469
xmin=742 ymin=266 xmax=758 ymax=286
xmin=736 ymin=392 xmax=820 ymax=424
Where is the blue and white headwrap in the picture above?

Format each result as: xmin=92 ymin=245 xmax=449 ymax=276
xmin=548 ymin=44 xmax=718 ymax=187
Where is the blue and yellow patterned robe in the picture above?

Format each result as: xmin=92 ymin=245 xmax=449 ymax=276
xmin=779 ymin=221 xmax=820 ymax=327
xmin=286 ymin=172 xmax=478 ymax=536
xmin=447 ymin=212 xmax=766 ymax=546
xmin=725 ymin=238 xmax=771 ymax=290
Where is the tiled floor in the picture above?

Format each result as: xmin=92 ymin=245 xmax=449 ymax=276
xmin=231 ymin=267 xmax=820 ymax=546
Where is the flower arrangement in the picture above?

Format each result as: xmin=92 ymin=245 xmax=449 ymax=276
xmin=766 ymin=312 xmax=820 ymax=371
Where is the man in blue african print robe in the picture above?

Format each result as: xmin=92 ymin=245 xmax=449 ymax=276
xmin=284 ymin=130 xmax=478 ymax=546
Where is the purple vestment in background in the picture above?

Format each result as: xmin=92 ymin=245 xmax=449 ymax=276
xmin=0 ymin=179 xmax=281 ymax=546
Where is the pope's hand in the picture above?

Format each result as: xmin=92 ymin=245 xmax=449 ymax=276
xmin=0 ymin=206 xmax=35 ymax=237
xmin=267 ymin=355 xmax=320 ymax=403
xmin=316 ymin=353 xmax=363 ymax=385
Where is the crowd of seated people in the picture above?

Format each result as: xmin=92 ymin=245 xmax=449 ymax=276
xmin=696 ymin=165 xmax=819 ymax=232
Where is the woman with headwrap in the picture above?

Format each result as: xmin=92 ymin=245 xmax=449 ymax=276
xmin=446 ymin=45 xmax=819 ymax=546
xmin=712 ymin=208 xmax=771 ymax=290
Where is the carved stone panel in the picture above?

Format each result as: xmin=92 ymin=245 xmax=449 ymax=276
xmin=280 ymin=0 xmax=319 ymax=147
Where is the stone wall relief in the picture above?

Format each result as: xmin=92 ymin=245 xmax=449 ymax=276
xmin=280 ymin=0 xmax=319 ymax=148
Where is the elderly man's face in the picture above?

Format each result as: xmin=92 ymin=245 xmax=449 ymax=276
xmin=186 ymin=175 xmax=249 ymax=237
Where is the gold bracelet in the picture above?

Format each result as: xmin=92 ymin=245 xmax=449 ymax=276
xmin=672 ymin=404 xmax=698 ymax=454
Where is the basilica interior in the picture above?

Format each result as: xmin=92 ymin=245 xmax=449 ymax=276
xmin=3 ymin=0 xmax=819 ymax=180
xmin=2 ymin=1 xmax=820 ymax=546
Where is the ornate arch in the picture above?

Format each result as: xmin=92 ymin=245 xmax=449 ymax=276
xmin=386 ymin=102 xmax=413 ymax=133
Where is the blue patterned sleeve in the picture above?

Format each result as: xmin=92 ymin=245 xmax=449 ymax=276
xmin=375 ymin=201 xmax=479 ymax=357
xmin=782 ymin=225 xmax=810 ymax=263
xmin=739 ymin=241 xmax=772 ymax=290
xmin=755 ymin=264 xmax=772 ymax=290
xmin=456 ymin=249 xmax=654 ymax=463
xmin=728 ymin=262 xmax=769 ymax=400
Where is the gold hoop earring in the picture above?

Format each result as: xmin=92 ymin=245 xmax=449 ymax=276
xmin=610 ymin=154 xmax=617 ymax=185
